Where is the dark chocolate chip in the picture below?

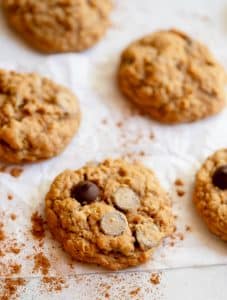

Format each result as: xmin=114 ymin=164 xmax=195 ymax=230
xmin=212 ymin=165 xmax=227 ymax=190
xmin=71 ymin=181 xmax=100 ymax=204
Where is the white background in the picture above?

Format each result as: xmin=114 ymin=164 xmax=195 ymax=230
xmin=0 ymin=0 xmax=226 ymax=299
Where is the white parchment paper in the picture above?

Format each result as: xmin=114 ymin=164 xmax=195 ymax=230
xmin=0 ymin=0 xmax=226 ymax=283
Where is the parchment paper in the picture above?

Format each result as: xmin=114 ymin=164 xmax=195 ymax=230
xmin=0 ymin=0 xmax=226 ymax=282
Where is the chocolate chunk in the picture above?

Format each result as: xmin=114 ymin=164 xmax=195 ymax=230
xmin=71 ymin=181 xmax=100 ymax=204
xmin=100 ymin=211 xmax=127 ymax=236
xmin=113 ymin=187 xmax=140 ymax=211
xmin=212 ymin=165 xmax=227 ymax=190
xmin=136 ymin=223 xmax=160 ymax=250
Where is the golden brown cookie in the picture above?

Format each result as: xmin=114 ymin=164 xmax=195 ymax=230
xmin=0 ymin=69 xmax=80 ymax=163
xmin=118 ymin=29 xmax=226 ymax=124
xmin=2 ymin=0 xmax=112 ymax=53
xmin=45 ymin=159 xmax=174 ymax=270
xmin=194 ymin=149 xmax=227 ymax=241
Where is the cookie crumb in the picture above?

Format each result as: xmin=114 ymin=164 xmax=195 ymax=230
xmin=150 ymin=273 xmax=161 ymax=285
xmin=10 ymin=167 xmax=23 ymax=178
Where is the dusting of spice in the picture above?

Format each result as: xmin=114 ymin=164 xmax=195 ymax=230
xmin=0 ymin=278 xmax=26 ymax=300
xmin=177 ymin=190 xmax=185 ymax=197
xmin=10 ymin=213 xmax=17 ymax=221
xmin=33 ymin=252 xmax=50 ymax=275
xmin=174 ymin=179 xmax=184 ymax=186
xmin=41 ymin=277 xmax=67 ymax=292
xmin=10 ymin=263 xmax=21 ymax=275
xmin=0 ymin=222 xmax=5 ymax=241
xmin=129 ymin=287 xmax=141 ymax=297
xmin=8 ymin=246 xmax=21 ymax=255
xmin=7 ymin=194 xmax=13 ymax=201
xmin=185 ymin=225 xmax=192 ymax=232
xmin=149 ymin=132 xmax=155 ymax=140
xmin=116 ymin=121 xmax=123 ymax=128
xmin=31 ymin=211 xmax=46 ymax=240
xmin=150 ymin=273 xmax=161 ymax=285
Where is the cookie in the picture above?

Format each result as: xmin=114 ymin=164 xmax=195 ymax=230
xmin=194 ymin=149 xmax=227 ymax=241
xmin=118 ymin=29 xmax=226 ymax=124
xmin=3 ymin=0 xmax=112 ymax=53
xmin=0 ymin=69 xmax=80 ymax=163
xmin=45 ymin=159 xmax=174 ymax=270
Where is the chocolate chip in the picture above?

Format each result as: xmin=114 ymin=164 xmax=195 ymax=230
xmin=71 ymin=181 xmax=100 ymax=204
xmin=136 ymin=223 xmax=160 ymax=250
xmin=100 ymin=211 xmax=127 ymax=236
xmin=113 ymin=187 xmax=140 ymax=211
xmin=212 ymin=165 xmax=227 ymax=190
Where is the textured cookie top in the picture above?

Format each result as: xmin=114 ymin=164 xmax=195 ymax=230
xmin=3 ymin=0 xmax=112 ymax=53
xmin=118 ymin=29 xmax=226 ymax=124
xmin=0 ymin=70 xmax=80 ymax=163
xmin=45 ymin=159 xmax=174 ymax=270
xmin=194 ymin=149 xmax=227 ymax=241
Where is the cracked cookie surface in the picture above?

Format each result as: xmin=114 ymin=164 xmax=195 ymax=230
xmin=3 ymin=0 xmax=112 ymax=53
xmin=194 ymin=149 xmax=227 ymax=241
xmin=45 ymin=159 xmax=174 ymax=270
xmin=118 ymin=29 xmax=226 ymax=124
xmin=0 ymin=69 xmax=80 ymax=163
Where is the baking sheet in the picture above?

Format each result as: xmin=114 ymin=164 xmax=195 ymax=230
xmin=0 ymin=0 xmax=226 ymax=282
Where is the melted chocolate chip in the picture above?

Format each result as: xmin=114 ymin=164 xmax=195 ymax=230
xmin=212 ymin=165 xmax=227 ymax=190
xmin=71 ymin=181 xmax=100 ymax=204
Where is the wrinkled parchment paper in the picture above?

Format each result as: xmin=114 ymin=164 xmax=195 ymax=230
xmin=0 ymin=0 xmax=226 ymax=290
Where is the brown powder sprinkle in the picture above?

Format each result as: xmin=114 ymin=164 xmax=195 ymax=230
xmin=0 ymin=278 xmax=26 ymax=300
xmin=8 ymin=246 xmax=21 ymax=255
xmin=116 ymin=121 xmax=123 ymax=128
xmin=33 ymin=252 xmax=50 ymax=275
xmin=174 ymin=179 xmax=184 ymax=186
xmin=185 ymin=225 xmax=192 ymax=232
xmin=7 ymin=194 xmax=13 ymax=201
xmin=0 ymin=222 xmax=5 ymax=241
xmin=150 ymin=273 xmax=161 ymax=285
xmin=41 ymin=277 xmax=67 ymax=292
xmin=10 ymin=168 xmax=23 ymax=178
xmin=101 ymin=119 xmax=108 ymax=125
xmin=10 ymin=263 xmax=21 ymax=275
xmin=129 ymin=287 xmax=141 ymax=297
xmin=177 ymin=190 xmax=185 ymax=197
xmin=10 ymin=214 xmax=17 ymax=221
xmin=31 ymin=211 xmax=46 ymax=240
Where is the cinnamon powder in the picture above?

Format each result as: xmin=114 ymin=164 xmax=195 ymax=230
xmin=33 ymin=252 xmax=50 ymax=275
xmin=1 ymin=278 xmax=26 ymax=300
xmin=150 ymin=273 xmax=161 ymax=285
xmin=31 ymin=212 xmax=46 ymax=240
